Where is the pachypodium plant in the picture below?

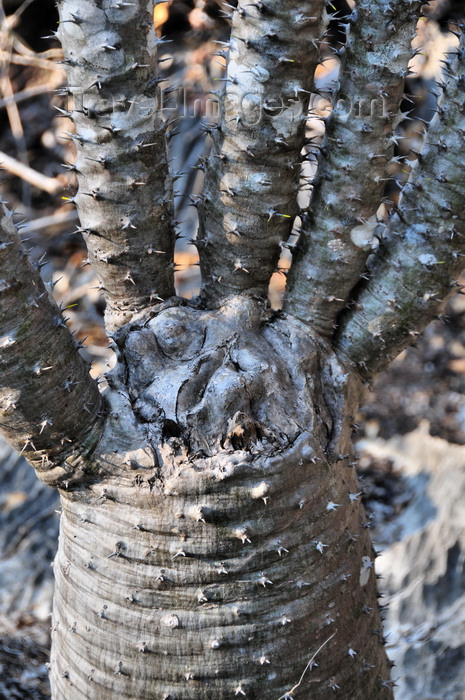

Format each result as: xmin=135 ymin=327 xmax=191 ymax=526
xmin=1 ymin=0 xmax=464 ymax=698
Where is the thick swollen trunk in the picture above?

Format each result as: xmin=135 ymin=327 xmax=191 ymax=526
xmin=50 ymin=298 xmax=393 ymax=699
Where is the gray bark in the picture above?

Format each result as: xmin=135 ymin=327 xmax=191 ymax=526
xmin=1 ymin=1 xmax=464 ymax=698
xmin=50 ymin=299 xmax=392 ymax=699
xmin=335 ymin=31 xmax=465 ymax=379
xmin=0 ymin=202 xmax=104 ymax=487
xmin=56 ymin=0 xmax=176 ymax=331
xmin=197 ymin=0 xmax=327 ymax=304
xmin=285 ymin=0 xmax=424 ymax=336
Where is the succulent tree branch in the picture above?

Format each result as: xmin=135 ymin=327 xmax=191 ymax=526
xmin=335 ymin=29 xmax=465 ymax=380
xmin=0 ymin=202 xmax=104 ymax=488
xmin=285 ymin=0 xmax=423 ymax=336
xmin=197 ymin=0 xmax=327 ymax=305
xmin=56 ymin=0 xmax=176 ymax=331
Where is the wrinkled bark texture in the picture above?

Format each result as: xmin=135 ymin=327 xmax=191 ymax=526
xmin=197 ymin=0 xmax=327 ymax=304
xmin=285 ymin=0 xmax=424 ymax=336
xmin=50 ymin=299 xmax=392 ymax=699
xmin=336 ymin=33 xmax=465 ymax=379
xmin=56 ymin=0 xmax=176 ymax=331
xmin=2 ymin=1 xmax=464 ymax=698
xmin=0 ymin=203 xmax=104 ymax=486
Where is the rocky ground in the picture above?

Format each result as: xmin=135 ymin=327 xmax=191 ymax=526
xmin=361 ymin=427 xmax=465 ymax=700
xmin=0 ymin=439 xmax=57 ymax=700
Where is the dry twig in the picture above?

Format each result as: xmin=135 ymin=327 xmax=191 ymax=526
xmin=0 ymin=149 xmax=64 ymax=194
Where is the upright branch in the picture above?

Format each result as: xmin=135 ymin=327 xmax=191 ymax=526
xmin=56 ymin=0 xmax=176 ymax=331
xmin=335 ymin=28 xmax=465 ymax=380
xmin=0 ymin=203 xmax=104 ymax=488
xmin=285 ymin=0 xmax=423 ymax=336
xmin=197 ymin=0 xmax=327 ymax=305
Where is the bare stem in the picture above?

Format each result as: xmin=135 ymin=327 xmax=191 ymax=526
xmin=335 ymin=29 xmax=465 ymax=380
xmin=197 ymin=0 xmax=327 ymax=305
xmin=0 ymin=202 xmax=104 ymax=487
xmin=285 ymin=0 xmax=423 ymax=336
xmin=56 ymin=0 xmax=176 ymax=331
